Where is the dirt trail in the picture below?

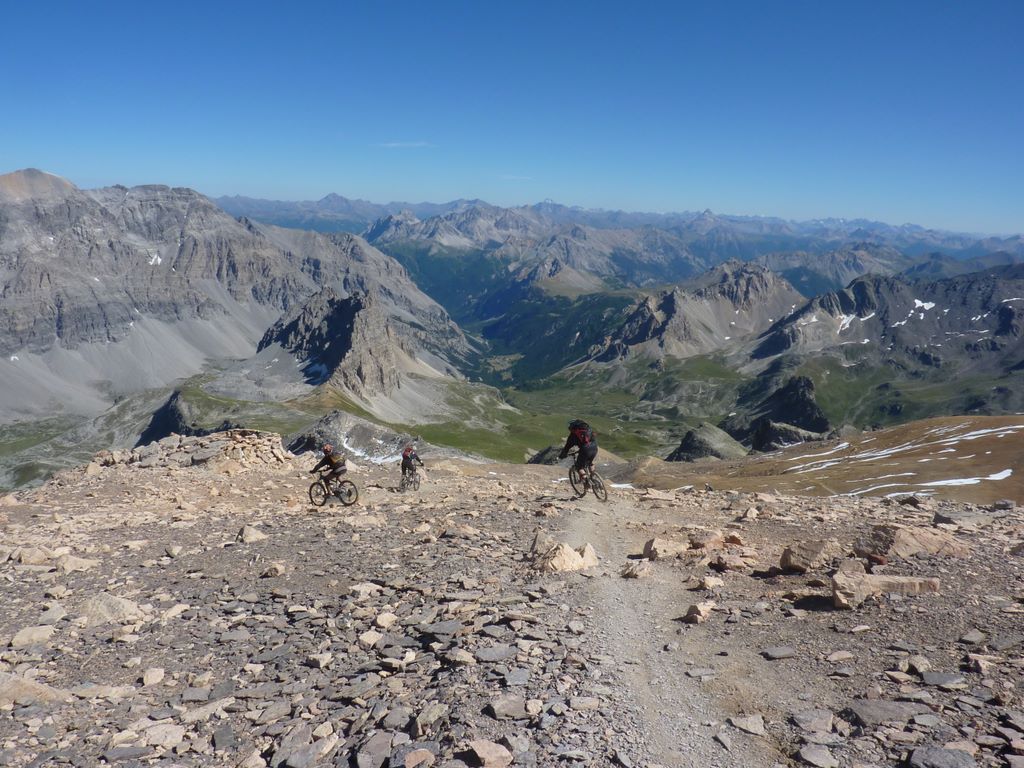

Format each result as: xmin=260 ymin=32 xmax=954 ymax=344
xmin=563 ymin=489 xmax=786 ymax=767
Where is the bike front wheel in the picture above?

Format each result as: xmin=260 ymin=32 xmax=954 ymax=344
xmin=569 ymin=468 xmax=586 ymax=497
xmin=336 ymin=480 xmax=359 ymax=506
xmin=590 ymin=471 xmax=609 ymax=502
xmin=309 ymin=480 xmax=328 ymax=507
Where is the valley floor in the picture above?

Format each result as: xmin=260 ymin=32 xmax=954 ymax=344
xmin=1 ymin=434 xmax=1022 ymax=767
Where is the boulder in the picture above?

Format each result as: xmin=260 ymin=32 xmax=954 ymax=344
xmin=526 ymin=446 xmax=563 ymax=465
xmin=642 ymin=537 xmax=689 ymax=560
xmin=907 ymin=746 xmax=977 ymax=768
xmin=831 ymin=560 xmax=940 ymax=609
xmin=56 ymin=554 xmax=100 ymax=573
xmin=843 ymin=699 xmax=931 ymax=727
xmin=9 ymin=625 xmax=55 ymax=648
xmin=537 ymin=542 xmax=599 ymax=573
xmin=80 ymin=593 xmax=146 ymax=626
xmin=688 ymin=530 xmax=725 ymax=550
xmin=0 ymin=672 xmax=71 ymax=706
xmin=781 ymin=540 xmax=843 ymax=573
xmin=666 ymin=423 xmax=748 ymax=462
xmin=620 ymin=561 xmax=652 ymax=578
xmin=238 ymin=525 xmax=268 ymax=544
xmin=468 ymin=740 xmax=513 ymax=768
xmin=853 ymin=524 xmax=970 ymax=560
xmin=683 ymin=601 xmax=716 ymax=624
xmin=728 ymin=714 xmax=766 ymax=736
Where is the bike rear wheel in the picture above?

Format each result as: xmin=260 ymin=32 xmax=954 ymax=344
xmin=569 ymin=467 xmax=586 ymax=497
xmin=309 ymin=480 xmax=328 ymax=507
xmin=590 ymin=471 xmax=609 ymax=502
xmin=336 ymin=480 xmax=359 ymax=506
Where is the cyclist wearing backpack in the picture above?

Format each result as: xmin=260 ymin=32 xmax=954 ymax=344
xmin=401 ymin=443 xmax=424 ymax=479
xmin=310 ymin=444 xmax=347 ymax=489
xmin=559 ymin=419 xmax=598 ymax=479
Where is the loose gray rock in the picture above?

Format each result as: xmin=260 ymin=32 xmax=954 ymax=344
xmin=796 ymin=745 xmax=838 ymax=768
xmin=761 ymin=645 xmax=798 ymax=660
xmin=908 ymin=746 xmax=977 ymax=768
xmin=843 ymin=699 xmax=931 ymax=727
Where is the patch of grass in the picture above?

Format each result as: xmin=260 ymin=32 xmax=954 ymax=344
xmin=175 ymin=378 xmax=320 ymax=437
xmin=800 ymin=356 xmax=1017 ymax=428
xmin=0 ymin=417 xmax=80 ymax=458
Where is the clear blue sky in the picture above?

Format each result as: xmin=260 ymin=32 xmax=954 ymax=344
xmin=1 ymin=0 xmax=1021 ymax=233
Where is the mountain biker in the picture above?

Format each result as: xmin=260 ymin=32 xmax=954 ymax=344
xmin=310 ymin=444 xmax=347 ymax=489
xmin=559 ymin=419 xmax=598 ymax=480
xmin=401 ymin=443 xmax=424 ymax=479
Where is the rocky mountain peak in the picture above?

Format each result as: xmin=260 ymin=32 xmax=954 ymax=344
xmin=594 ymin=263 xmax=805 ymax=362
xmin=0 ymin=168 xmax=77 ymax=202
xmin=666 ymin=422 xmax=749 ymax=462
xmin=258 ymin=288 xmax=402 ymax=397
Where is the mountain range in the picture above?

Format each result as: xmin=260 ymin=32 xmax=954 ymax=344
xmin=2 ymin=167 xmax=1023 ymax=489
xmin=0 ymin=169 xmax=468 ymax=425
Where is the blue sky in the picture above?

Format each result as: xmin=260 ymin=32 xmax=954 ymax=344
xmin=1 ymin=0 xmax=1021 ymax=233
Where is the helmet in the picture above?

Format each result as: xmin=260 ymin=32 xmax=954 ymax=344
xmin=323 ymin=444 xmax=334 ymax=454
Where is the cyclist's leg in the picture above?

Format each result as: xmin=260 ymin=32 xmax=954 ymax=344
xmin=573 ymin=451 xmax=587 ymax=477
xmin=581 ymin=444 xmax=598 ymax=477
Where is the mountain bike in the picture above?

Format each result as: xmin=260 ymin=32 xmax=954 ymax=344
xmin=399 ymin=467 xmax=421 ymax=492
xmin=567 ymin=450 xmax=609 ymax=502
xmin=309 ymin=470 xmax=359 ymax=506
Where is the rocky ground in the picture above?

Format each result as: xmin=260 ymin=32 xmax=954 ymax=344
xmin=1 ymin=430 xmax=1023 ymax=767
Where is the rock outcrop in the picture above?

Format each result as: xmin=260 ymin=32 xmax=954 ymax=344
xmin=0 ymin=169 xmax=469 ymax=421
xmin=258 ymin=288 xmax=402 ymax=397
xmin=723 ymin=376 xmax=832 ymax=450
xmin=666 ymin=423 xmax=748 ymax=462
xmin=526 ymin=446 xmax=564 ymax=465
xmin=595 ymin=262 xmax=805 ymax=361
xmin=95 ymin=429 xmax=294 ymax=472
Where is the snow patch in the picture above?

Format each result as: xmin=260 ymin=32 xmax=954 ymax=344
xmin=921 ymin=469 xmax=1012 ymax=487
xmin=913 ymin=299 xmax=936 ymax=311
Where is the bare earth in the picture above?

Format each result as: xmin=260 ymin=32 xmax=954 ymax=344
xmin=1 ymin=426 xmax=1022 ymax=768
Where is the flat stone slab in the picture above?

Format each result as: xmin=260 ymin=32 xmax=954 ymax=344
xmin=474 ymin=644 xmax=517 ymax=662
xmin=921 ymin=672 xmax=966 ymax=688
xmin=761 ymin=645 xmax=798 ymax=660
xmin=843 ymin=699 xmax=931 ymax=727
xmin=728 ymin=714 xmax=766 ymax=736
xmin=908 ymin=746 xmax=977 ymax=768
xmin=797 ymin=745 xmax=838 ymax=768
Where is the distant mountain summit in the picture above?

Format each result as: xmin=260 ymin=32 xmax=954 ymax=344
xmin=215 ymin=193 xmax=481 ymax=234
xmin=752 ymin=264 xmax=1024 ymax=373
xmin=258 ymin=288 xmax=403 ymax=398
xmin=0 ymin=169 xmax=468 ymax=422
xmin=594 ymin=262 xmax=804 ymax=361
xmin=0 ymin=168 xmax=77 ymax=201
